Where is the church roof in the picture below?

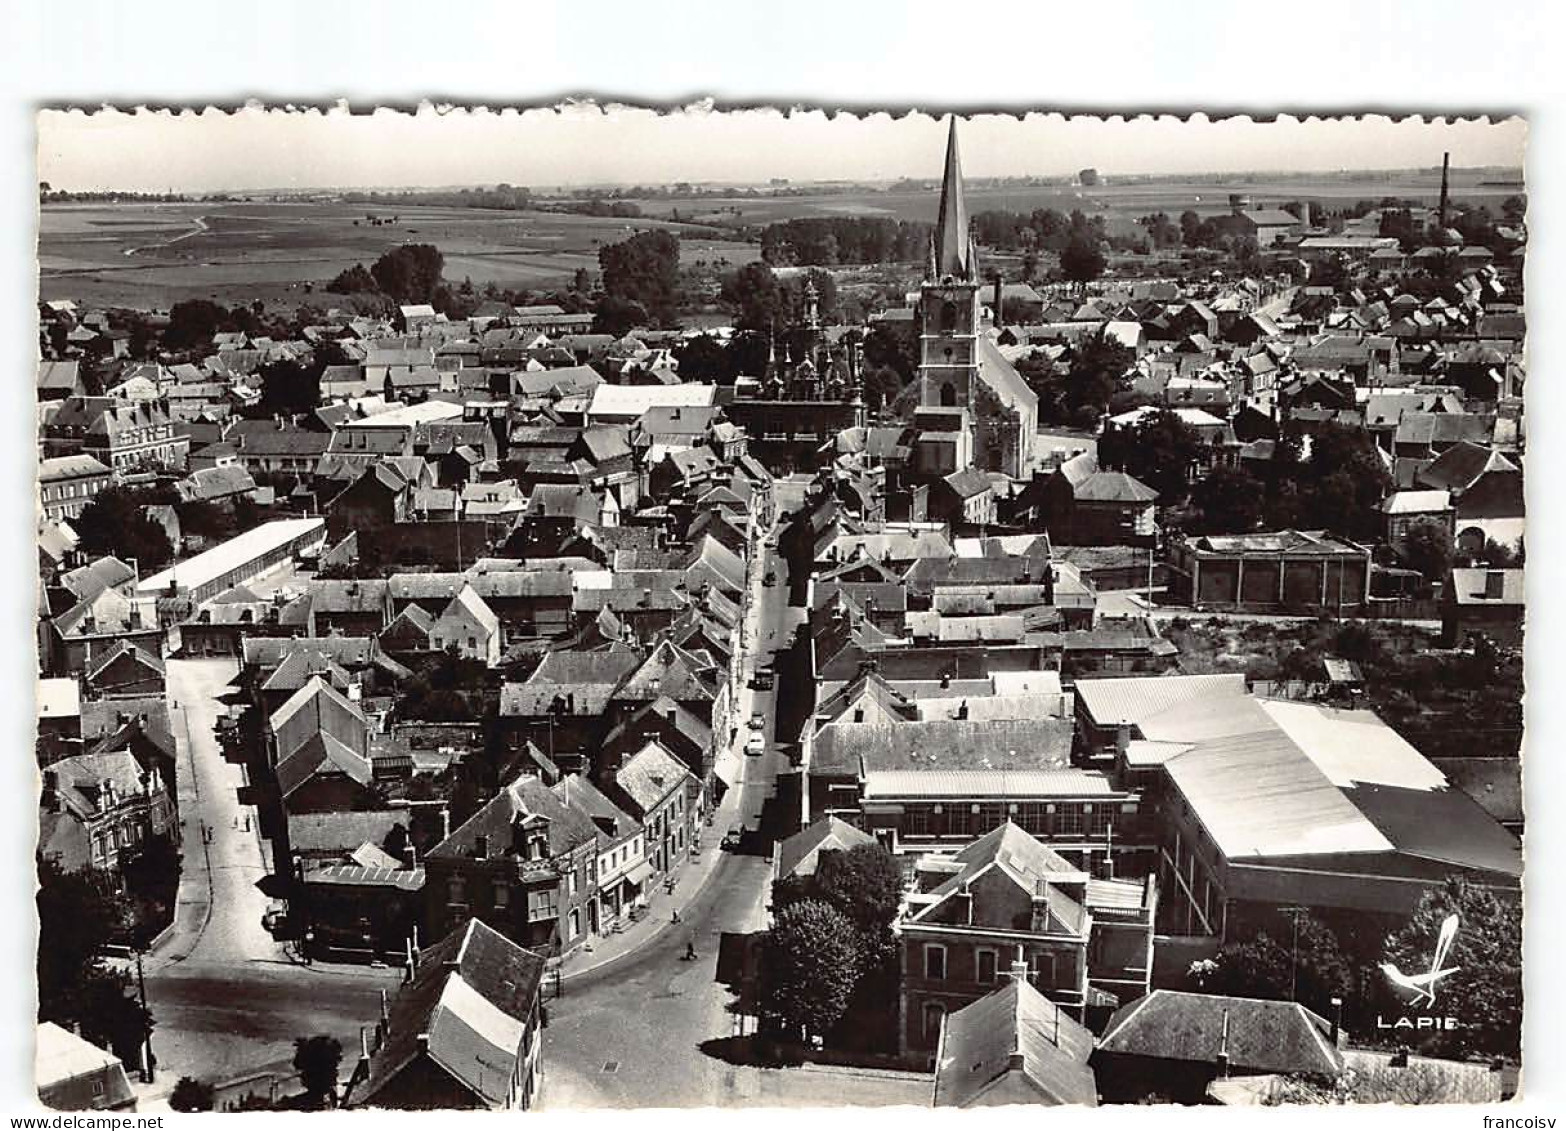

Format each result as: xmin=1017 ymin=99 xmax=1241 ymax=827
xmin=932 ymin=117 xmax=975 ymax=281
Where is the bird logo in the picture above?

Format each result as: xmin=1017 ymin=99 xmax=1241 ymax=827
xmin=1381 ymin=913 xmax=1460 ymax=1008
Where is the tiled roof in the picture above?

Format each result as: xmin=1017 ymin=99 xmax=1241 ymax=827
xmin=775 ymin=816 xmax=876 ymax=880
xmin=935 ymin=978 xmax=1097 ymax=1107
xmin=813 ymin=717 xmax=1073 ymax=778
xmin=1099 ymin=990 xmax=1342 ymax=1076
xmin=354 ymin=919 xmax=546 ymax=1109
xmin=615 ymin=740 xmax=695 ymax=814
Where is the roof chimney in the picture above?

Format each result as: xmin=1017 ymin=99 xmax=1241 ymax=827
xmin=1009 ymin=945 xmax=1029 ymax=983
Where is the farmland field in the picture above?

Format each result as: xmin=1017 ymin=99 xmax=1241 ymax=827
xmin=633 ymin=169 xmax=1520 ymax=232
xmin=37 ymin=201 xmax=756 ymax=310
xmin=38 ymin=168 xmax=1520 ymax=311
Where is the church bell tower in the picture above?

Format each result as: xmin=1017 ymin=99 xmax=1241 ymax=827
xmin=919 ymin=116 xmax=983 ymax=411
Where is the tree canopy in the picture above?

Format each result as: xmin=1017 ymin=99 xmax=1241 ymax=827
xmin=1059 ymin=232 xmax=1108 ymax=290
xmin=759 ymin=900 xmax=863 ymax=1043
xmin=74 ymin=486 xmax=175 ymax=571
xmin=598 ymin=230 xmax=681 ymax=326
xmin=293 ymin=1035 xmax=344 ymax=1107
xmin=368 ymin=244 xmax=446 ymax=305
xmin=1099 ymin=408 xmax=1200 ymax=501
xmin=1382 ymin=878 xmax=1521 ymax=1058
xmin=36 ymin=860 xmax=154 ymax=1066
xmin=1191 ymin=465 xmax=1267 ymax=535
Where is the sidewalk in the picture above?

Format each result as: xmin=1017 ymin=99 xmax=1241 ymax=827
xmin=558 ymin=514 xmax=776 ymax=983
xmin=556 ymin=788 xmax=743 ymax=983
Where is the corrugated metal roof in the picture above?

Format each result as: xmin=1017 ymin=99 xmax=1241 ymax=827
xmin=862 ymin=769 xmax=1120 ymax=800
xmin=1075 ymin=673 xmax=1248 ymax=728
xmin=1163 ymin=728 xmax=1393 ymax=859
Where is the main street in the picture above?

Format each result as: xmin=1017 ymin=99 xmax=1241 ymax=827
xmin=540 ymin=494 xmax=926 ymax=1108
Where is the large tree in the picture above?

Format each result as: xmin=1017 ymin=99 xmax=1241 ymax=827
xmin=1399 ymin=517 xmax=1454 ymax=581
xmin=722 ymin=261 xmax=783 ymax=331
xmin=36 ymin=860 xmax=154 ymax=1066
xmin=809 ymin=844 xmax=904 ymax=931
xmin=1099 ymin=409 xmax=1201 ymax=501
xmin=759 ymin=900 xmax=863 ymax=1043
xmin=292 ymin=1035 xmax=344 ymax=1108
xmin=1059 ymin=232 xmax=1107 ymax=292
xmin=369 ymin=244 xmax=445 ymax=304
xmin=257 ymin=357 xmax=324 ymax=417
xmin=1192 ymin=465 xmax=1267 ymax=534
xmin=1382 ymin=878 xmax=1521 ymax=1058
xmin=74 ymin=487 xmax=174 ymax=571
xmin=598 ymin=230 xmax=681 ymax=325
xmin=1202 ymin=913 xmax=1353 ymax=1019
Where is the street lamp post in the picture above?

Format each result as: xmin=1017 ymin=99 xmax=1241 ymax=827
xmin=134 ymin=946 xmax=153 ymax=1082
xmin=1281 ymin=904 xmax=1308 ymax=1001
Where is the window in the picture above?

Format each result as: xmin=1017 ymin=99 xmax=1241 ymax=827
xmin=924 ymin=944 xmax=947 ymax=981
xmin=448 ymin=875 xmax=467 ymax=906
xmin=976 ymin=949 xmax=998 ymax=984
xmin=527 ymin=888 xmax=558 ymax=922
xmin=905 ymin=807 xmax=930 ymax=837
xmin=493 ymin=882 xmax=509 ymax=908
xmin=569 ymin=908 xmax=581 ymax=938
xmin=1056 ymin=805 xmax=1083 ymax=837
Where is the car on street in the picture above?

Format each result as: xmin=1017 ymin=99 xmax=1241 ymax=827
xmin=749 ymin=713 xmax=765 ymax=730
xmin=750 ymin=669 xmax=775 ymax=690
xmin=763 ymin=571 xmax=776 ymax=587
xmin=745 ymin=733 xmax=765 ymax=756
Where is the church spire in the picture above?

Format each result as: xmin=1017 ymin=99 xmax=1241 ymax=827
xmin=932 ymin=115 xmax=974 ymax=281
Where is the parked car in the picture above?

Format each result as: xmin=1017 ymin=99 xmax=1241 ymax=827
xmin=745 ymin=733 xmax=765 ymax=756
xmin=750 ymin=669 xmax=775 ymax=690
xmin=749 ymin=713 xmax=765 ymax=730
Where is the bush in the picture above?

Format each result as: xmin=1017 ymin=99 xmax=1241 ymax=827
xmin=170 ymin=1077 xmax=215 ymax=1112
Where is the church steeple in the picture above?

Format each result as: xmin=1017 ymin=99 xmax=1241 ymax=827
xmin=932 ymin=116 xmax=975 ymax=281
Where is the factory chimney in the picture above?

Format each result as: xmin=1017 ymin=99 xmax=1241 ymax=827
xmin=1438 ymin=152 xmax=1451 ymax=232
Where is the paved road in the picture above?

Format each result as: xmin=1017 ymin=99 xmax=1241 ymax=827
xmin=140 ymin=659 xmax=402 ymax=1093
xmin=539 ymin=849 xmax=926 ymax=1109
xmin=537 ymin=496 xmax=932 ymax=1109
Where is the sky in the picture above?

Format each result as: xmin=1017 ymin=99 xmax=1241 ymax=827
xmin=36 ymin=104 xmax=1528 ymax=194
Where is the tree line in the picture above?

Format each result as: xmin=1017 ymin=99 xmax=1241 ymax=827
xmin=756 ymin=217 xmax=933 ymax=267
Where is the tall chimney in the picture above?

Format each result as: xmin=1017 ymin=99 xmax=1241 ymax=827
xmin=1438 ymin=152 xmax=1451 ymax=232
xmin=993 ymin=274 xmax=1004 ymax=327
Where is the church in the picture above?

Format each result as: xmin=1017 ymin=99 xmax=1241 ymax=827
xmin=917 ymin=118 xmax=1039 ymax=480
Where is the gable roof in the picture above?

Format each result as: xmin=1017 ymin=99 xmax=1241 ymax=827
xmin=775 ymin=816 xmax=876 ymax=880
xmin=935 ymin=977 xmax=1098 ymax=1107
xmin=353 ymin=918 xmax=547 ymax=1109
xmin=615 ymin=740 xmax=695 ymax=813
xmin=429 ymin=772 xmax=599 ymax=862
